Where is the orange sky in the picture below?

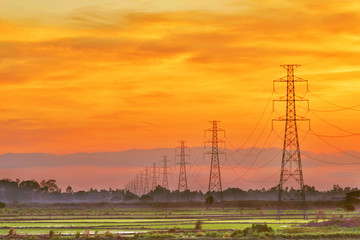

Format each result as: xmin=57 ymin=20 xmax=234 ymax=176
xmin=0 ymin=1 xmax=360 ymax=157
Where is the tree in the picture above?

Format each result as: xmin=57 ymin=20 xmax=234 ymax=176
xmin=19 ymin=180 xmax=40 ymax=191
xmin=65 ymin=186 xmax=73 ymax=194
xmin=304 ymin=185 xmax=316 ymax=193
xmin=40 ymin=179 xmax=59 ymax=193
xmin=331 ymin=184 xmax=343 ymax=193
xmin=205 ymin=196 xmax=214 ymax=209
xmin=343 ymin=190 xmax=360 ymax=212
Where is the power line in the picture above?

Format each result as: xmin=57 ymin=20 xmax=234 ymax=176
xmin=302 ymin=151 xmax=360 ymax=165
xmin=309 ymin=110 xmax=360 ymax=135
xmin=310 ymin=129 xmax=360 ymax=161
xmin=298 ymin=127 xmax=360 ymax=138
xmin=309 ymin=91 xmax=360 ymax=111
xmin=228 ymin=91 xmax=274 ymax=156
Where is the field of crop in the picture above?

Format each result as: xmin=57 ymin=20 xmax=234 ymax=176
xmin=0 ymin=203 xmax=359 ymax=239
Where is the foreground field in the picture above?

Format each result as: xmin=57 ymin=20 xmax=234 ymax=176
xmin=0 ymin=203 xmax=359 ymax=239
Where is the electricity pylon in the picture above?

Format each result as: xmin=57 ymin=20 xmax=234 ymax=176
xmin=176 ymin=141 xmax=190 ymax=202
xmin=160 ymin=156 xmax=170 ymax=189
xmin=139 ymin=171 xmax=144 ymax=196
xmin=151 ymin=163 xmax=158 ymax=190
xmin=205 ymin=121 xmax=225 ymax=209
xmin=135 ymin=175 xmax=140 ymax=196
xmin=273 ymin=64 xmax=309 ymax=219
xmin=144 ymin=167 xmax=149 ymax=194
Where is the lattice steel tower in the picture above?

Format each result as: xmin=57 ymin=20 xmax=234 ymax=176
xmin=176 ymin=141 xmax=190 ymax=202
xmin=273 ymin=64 xmax=309 ymax=219
xmin=151 ymin=163 xmax=158 ymax=190
xmin=205 ymin=121 xmax=225 ymax=209
xmin=144 ymin=167 xmax=150 ymax=194
xmin=139 ymin=171 xmax=144 ymax=196
xmin=160 ymin=156 xmax=170 ymax=189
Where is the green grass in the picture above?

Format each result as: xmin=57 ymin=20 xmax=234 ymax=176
xmin=0 ymin=205 xmax=359 ymax=238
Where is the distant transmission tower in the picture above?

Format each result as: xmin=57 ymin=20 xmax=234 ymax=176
xmin=205 ymin=121 xmax=225 ymax=209
xmin=176 ymin=141 xmax=190 ymax=202
xmin=139 ymin=172 xmax=144 ymax=196
xmin=131 ymin=179 xmax=136 ymax=194
xmin=144 ymin=167 xmax=150 ymax=194
xmin=151 ymin=163 xmax=158 ymax=190
xmin=273 ymin=64 xmax=309 ymax=219
xmin=135 ymin=175 xmax=140 ymax=196
xmin=160 ymin=156 xmax=170 ymax=189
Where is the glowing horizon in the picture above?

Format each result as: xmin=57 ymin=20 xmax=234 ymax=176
xmin=0 ymin=1 xmax=360 ymax=190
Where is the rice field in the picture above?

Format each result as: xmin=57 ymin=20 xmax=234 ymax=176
xmin=0 ymin=204 xmax=359 ymax=239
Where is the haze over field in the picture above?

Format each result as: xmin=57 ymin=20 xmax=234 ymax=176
xmin=0 ymin=0 xmax=360 ymax=190
xmin=0 ymin=148 xmax=359 ymax=191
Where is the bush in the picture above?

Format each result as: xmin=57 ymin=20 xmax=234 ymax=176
xmin=243 ymin=224 xmax=273 ymax=236
xmin=343 ymin=202 xmax=356 ymax=212
xmin=74 ymin=232 xmax=80 ymax=239
xmin=230 ymin=230 xmax=243 ymax=237
xmin=205 ymin=231 xmax=221 ymax=237
xmin=223 ymin=232 xmax=231 ymax=238
xmin=104 ymin=231 xmax=113 ymax=238
xmin=251 ymin=224 xmax=273 ymax=233
xmin=0 ymin=202 xmax=6 ymax=209
xmin=8 ymin=228 xmax=16 ymax=236
xmin=49 ymin=230 xmax=54 ymax=239
xmin=195 ymin=232 xmax=205 ymax=237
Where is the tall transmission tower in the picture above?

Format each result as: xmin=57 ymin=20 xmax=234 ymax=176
xmin=176 ymin=141 xmax=190 ymax=202
xmin=144 ymin=167 xmax=150 ymax=194
xmin=273 ymin=64 xmax=309 ymax=219
xmin=151 ymin=163 xmax=158 ymax=190
xmin=160 ymin=156 xmax=170 ymax=189
xmin=205 ymin=121 xmax=226 ymax=209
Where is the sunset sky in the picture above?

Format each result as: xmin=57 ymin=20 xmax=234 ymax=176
xmin=0 ymin=0 xmax=360 ymax=190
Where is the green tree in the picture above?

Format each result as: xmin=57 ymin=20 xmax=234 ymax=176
xmin=40 ymin=179 xmax=59 ymax=193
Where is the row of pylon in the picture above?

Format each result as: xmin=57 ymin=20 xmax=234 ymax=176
xmin=124 ymin=156 xmax=169 ymax=196
xmin=124 ymin=121 xmax=226 ymax=206
xmin=124 ymin=65 xmax=308 ymax=218
xmin=124 ymin=141 xmax=192 ymax=196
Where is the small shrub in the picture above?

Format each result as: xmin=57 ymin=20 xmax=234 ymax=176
xmin=205 ymin=231 xmax=220 ymax=237
xmin=8 ymin=228 xmax=16 ymax=236
xmin=343 ymin=202 xmax=356 ymax=212
xmin=195 ymin=232 xmax=205 ymax=237
xmin=0 ymin=202 xmax=6 ymax=209
xmin=251 ymin=224 xmax=273 ymax=233
xmin=104 ymin=231 xmax=113 ymax=238
xmin=74 ymin=232 xmax=80 ymax=239
xmin=223 ymin=232 xmax=231 ymax=238
xmin=195 ymin=220 xmax=203 ymax=230
xmin=243 ymin=224 xmax=273 ymax=236
xmin=230 ymin=230 xmax=243 ymax=237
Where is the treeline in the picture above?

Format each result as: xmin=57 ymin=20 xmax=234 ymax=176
xmin=0 ymin=178 xmax=357 ymax=203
